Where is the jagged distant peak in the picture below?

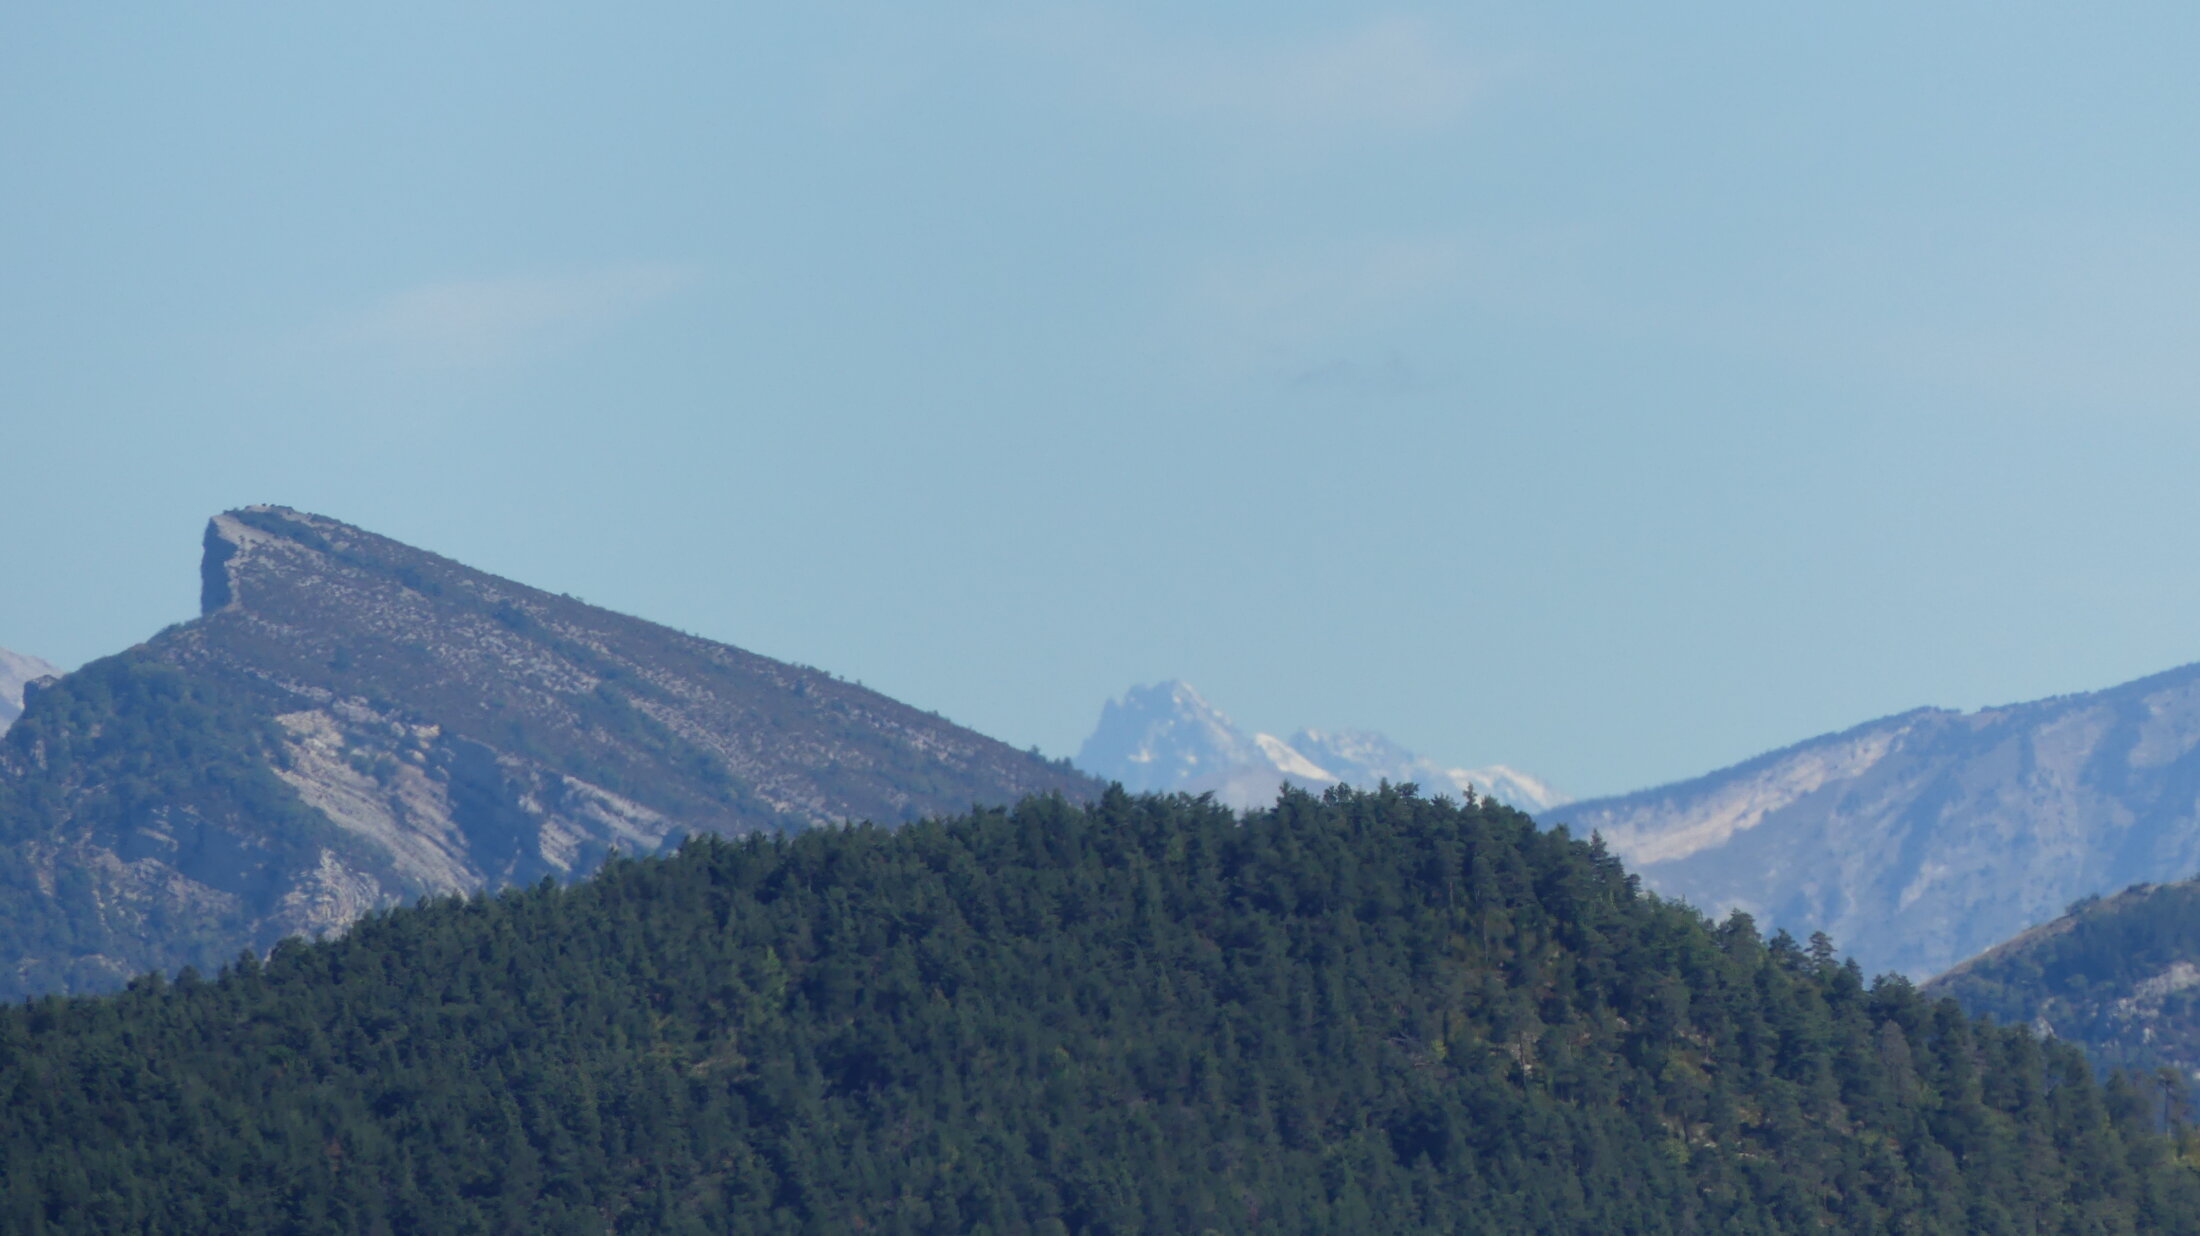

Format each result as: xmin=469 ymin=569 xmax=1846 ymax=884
xmin=0 ymin=646 xmax=60 ymax=686
xmin=1076 ymin=681 xmax=1563 ymax=812
xmin=1120 ymin=679 xmax=1231 ymax=727
xmin=0 ymin=645 xmax=60 ymax=732
xmin=1076 ymin=680 xmax=1266 ymax=794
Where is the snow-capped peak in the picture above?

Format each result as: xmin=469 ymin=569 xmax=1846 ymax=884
xmin=1077 ymin=680 xmax=1267 ymax=793
xmin=1075 ymin=682 xmax=1566 ymax=812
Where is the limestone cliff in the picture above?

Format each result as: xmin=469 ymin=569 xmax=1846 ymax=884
xmin=0 ymin=506 xmax=1098 ymax=996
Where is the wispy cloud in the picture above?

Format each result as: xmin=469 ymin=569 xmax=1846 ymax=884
xmin=1605 ymin=217 xmax=2200 ymax=419
xmin=1005 ymin=11 xmax=1483 ymax=149
xmin=1172 ymin=234 xmax=1474 ymax=377
xmin=1189 ymin=236 xmax=1469 ymax=332
xmin=332 ymin=263 xmax=696 ymax=371
xmin=1160 ymin=235 xmax=1451 ymax=387
xmin=1169 ymin=226 xmax=1610 ymax=383
xmin=1290 ymin=352 xmax=1422 ymax=398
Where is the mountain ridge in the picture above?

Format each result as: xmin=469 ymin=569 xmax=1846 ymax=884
xmin=1924 ymin=874 xmax=2200 ymax=1079
xmin=0 ymin=505 xmax=1096 ymax=996
xmin=1553 ymin=659 xmax=2200 ymax=978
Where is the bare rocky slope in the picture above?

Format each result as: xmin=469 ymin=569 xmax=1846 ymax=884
xmin=0 ymin=506 xmax=1097 ymax=996
xmin=1551 ymin=662 xmax=2200 ymax=979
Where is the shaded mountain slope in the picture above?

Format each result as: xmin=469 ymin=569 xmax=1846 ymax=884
xmin=6 ymin=786 xmax=2199 ymax=1234
xmin=0 ymin=506 xmax=1095 ymax=997
xmin=1927 ymin=876 xmax=2200 ymax=1080
xmin=1552 ymin=662 xmax=2200 ymax=978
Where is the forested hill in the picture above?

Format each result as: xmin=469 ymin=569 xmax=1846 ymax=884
xmin=0 ymin=505 xmax=1094 ymax=998
xmin=1928 ymin=877 xmax=2200 ymax=1080
xmin=6 ymin=787 xmax=2198 ymax=1235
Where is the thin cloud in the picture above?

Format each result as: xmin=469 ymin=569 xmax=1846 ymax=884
xmin=1170 ymin=226 xmax=1611 ymax=381
xmin=1291 ymin=352 xmax=1422 ymax=397
xmin=1612 ymin=217 xmax=2200 ymax=418
xmin=1008 ymin=11 xmax=1482 ymax=147
xmin=334 ymin=264 xmax=696 ymax=371
xmin=1180 ymin=235 xmax=1469 ymax=361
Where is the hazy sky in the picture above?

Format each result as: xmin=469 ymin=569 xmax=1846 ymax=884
xmin=9 ymin=5 xmax=2200 ymax=798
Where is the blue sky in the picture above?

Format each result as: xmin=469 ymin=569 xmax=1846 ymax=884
xmin=8 ymin=4 xmax=2200 ymax=798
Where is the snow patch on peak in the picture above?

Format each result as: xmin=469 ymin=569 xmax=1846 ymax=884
xmin=1456 ymin=765 xmax=1572 ymax=813
xmin=1287 ymin=731 xmax=1570 ymax=811
xmin=1253 ymin=733 xmax=1339 ymax=783
xmin=1076 ymin=682 xmax=1565 ymax=813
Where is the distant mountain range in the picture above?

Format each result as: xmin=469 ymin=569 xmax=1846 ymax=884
xmin=1552 ymin=662 xmax=2200 ymax=979
xmin=1075 ymin=680 xmax=1566 ymax=813
xmin=0 ymin=506 xmax=1096 ymax=997
xmin=26 ymin=506 xmax=2200 ymax=1038
xmin=0 ymin=646 xmax=59 ymax=730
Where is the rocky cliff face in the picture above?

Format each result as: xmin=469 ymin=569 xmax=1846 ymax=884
xmin=0 ymin=646 xmax=59 ymax=730
xmin=0 ymin=506 xmax=1098 ymax=996
xmin=1552 ymin=663 xmax=2200 ymax=979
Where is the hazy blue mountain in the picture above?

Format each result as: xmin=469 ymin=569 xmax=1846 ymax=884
xmin=0 ymin=506 xmax=1098 ymax=996
xmin=1552 ymin=661 xmax=2200 ymax=979
xmin=1076 ymin=680 xmax=1565 ymax=812
xmin=0 ymin=646 xmax=59 ymax=730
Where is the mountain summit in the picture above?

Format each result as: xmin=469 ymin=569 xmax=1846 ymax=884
xmin=1075 ymin=680 xmax=1564 ymax=812
xmin=0 ymin=506 xmax=1096 ymax=996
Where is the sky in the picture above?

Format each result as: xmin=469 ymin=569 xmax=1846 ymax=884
xmin=8 ymin=4 xmax=2200 ymax=799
